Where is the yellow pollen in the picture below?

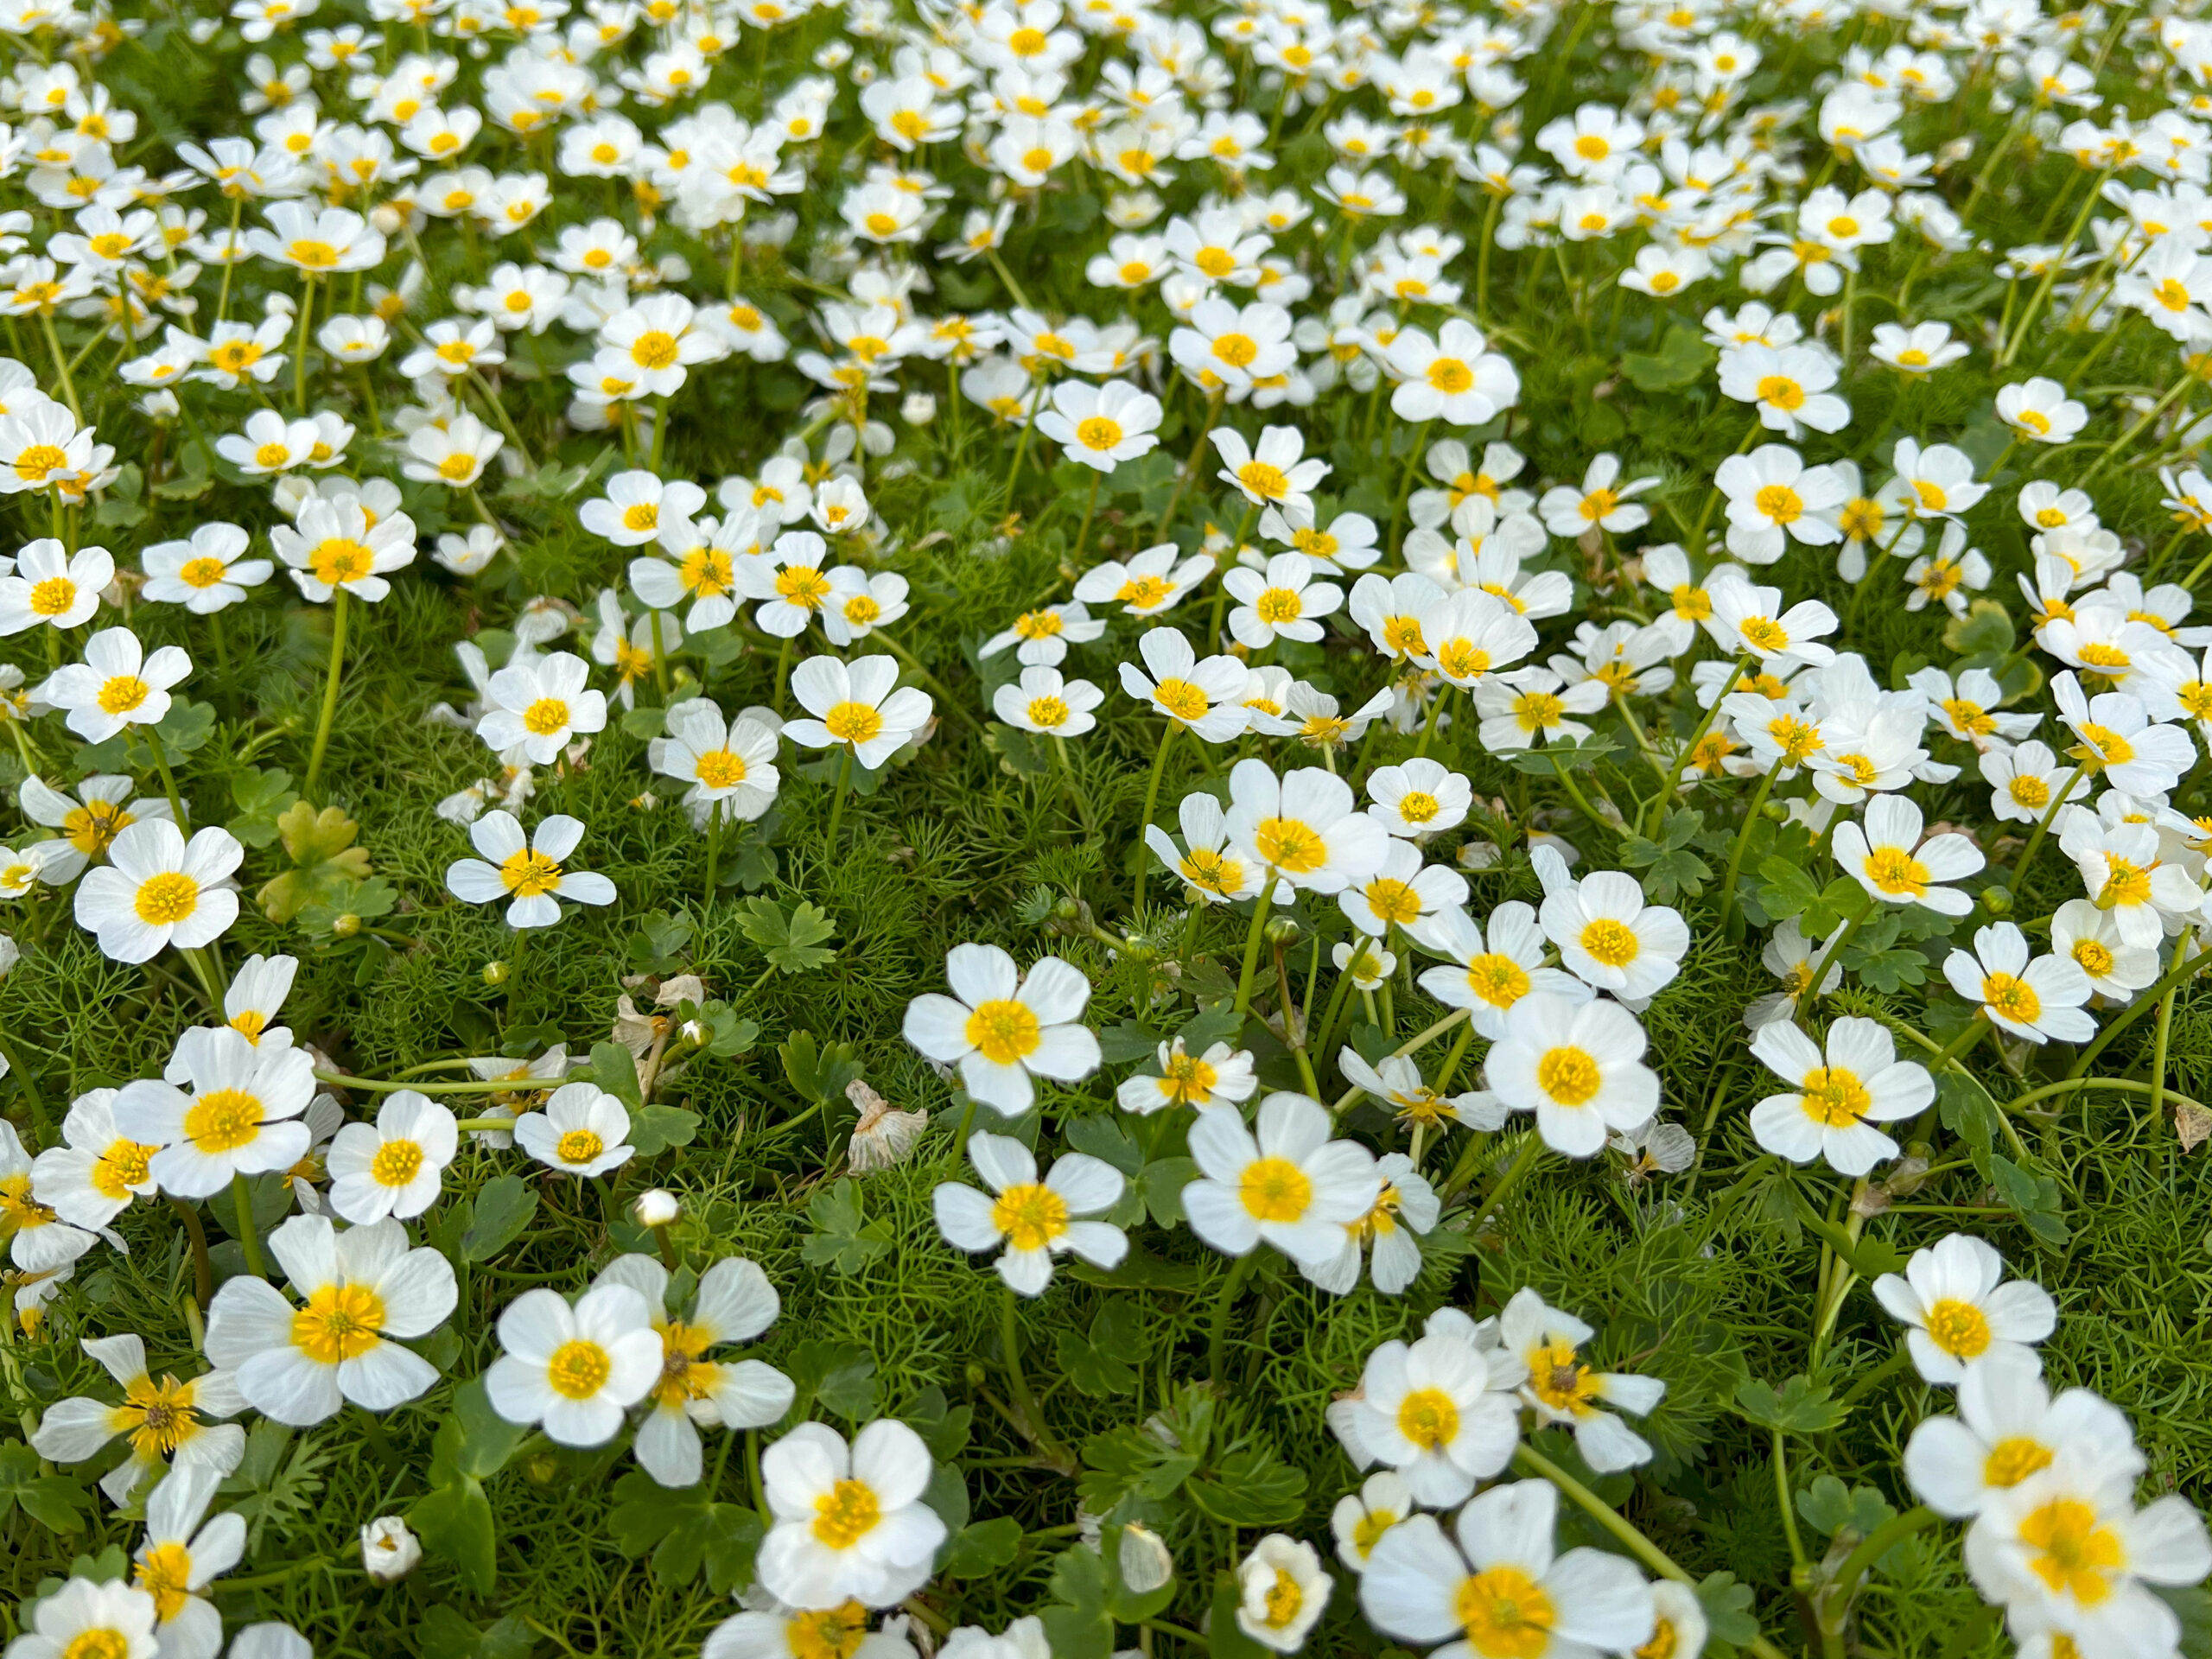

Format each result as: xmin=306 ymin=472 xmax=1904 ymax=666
xmin=1579 ymin=918 xmax=1640 ymax=968
xmin=546 ymin=1338 xmax=613 ymax=1399
xmin=134 ymin=870 xmax=200 ymax=926
xmin=989 ymin=1181 xmax=1070 ymax=1250
xmin=1239 ymin=1155 xmax=1313 ymax=1221
xmin=182 ymin=1088 xmax=261 ymax=1152
xmin=499 ymin=848 xmax=563 ymax=897
xmin=965 ymin=998 xmax=1040 ymax=1065
xmin=371 ymin=1140 xmax=424 ymax=1185
xmin=823 ymin=701 xmax=884 ymax=745
xmin=555 ymin=1128 xmax=604 ymax=1165
xmin=291 ymin=1281 xmax=386 ymax=1363
xmin=812 ymin=1478 xmax=882 ymax=1548
xmin=1981 ymin=972 xmax=2042 ymax=1025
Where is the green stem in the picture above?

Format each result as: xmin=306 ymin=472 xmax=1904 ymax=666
xmin=230 ymin=1173 xmax=268 ymax=1280
xmin=2082 ymin=369 xmax=2195 ymax=485
xmin=302 ymin=588 xmax=350 ymax=803
xmin=1715 ymin=759 xmax=1783 ymax=937
xmin=1205 ymin=1252 xmax=1258 ymax=1382
xmin=1649 ymin=656 xmax=1749 ymax=833
xmin=823 ymin=745 xmax=854 ymax=849
xmin=143 ymin=723 xmax=189 ymax=830
xmin=1231 ymin=876 xmax=1280 ymax=1014
xmin=1130 ymin=721 xmax=1180 ymax=915
xmin=2005 ymin=763 xmax=2087 ymax=893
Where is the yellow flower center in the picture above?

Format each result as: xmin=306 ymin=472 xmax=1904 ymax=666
xmin=1579 ymin=918 xmax=1639 ymax=967
xmin=1753 ymin=484 xmax=1803 ymax=524
xmin=1981 ymin=972 xmax=2042 ymax=1025
xmin=556 ymin=1128 xmax=605 ymax=1164
xmin=695 ymin=748 xmax=748 ymax=789
xmin=522 ymin=696 xmax=570 ymax=736
xmin=499 ymin=848 xmax=563 ymax=897
xmin=681 ymin=548 xmax=734 ymax=596
xmin=1864 ymin=846 xmax=1929 ymax=897
xmin=787 ymin=1603 xmax=870 ymax=1659
xmin=1237 ymin=460 xmax=1290 ymax=499
xmin=1427 ymin=358 xmax=1474 ymax=393
xmin=1396 ymin=1386 xmax=1459 ymax=1449
xmin=1117 ymin=575 xmax=1173 ymax=609
xmin=2021 ymin=1497 xmax=2125 ymax=1605
xmin=629 ymin=329 xmax=680 ymax=369
xmin=309 ymin=537 xmax=373 ymax=585
xmin=1985 ymin=1436 xmax=2055 ymax=1489
xmin=98 ymin=675 xmax=150 ymax=715
xmin=1801 ymin=1065 xmax=1869 ymax=1126
xmin=1152 ymin=677 xmax=1211 ymax=721
xmin=989 ymin=1181 xmax=1070 ymax=1250
xmin=14 ymin=444 xmax=68 ymax=484
xmin=1363 ymin=876 xmax=1422 ymax=926
xmin=1536 ymin=1046 xmax=1601 ymax=1106
xmin=1239 ymin=1154 xmax=1313 ymax=1221
xmin=2073 ymin=938 xmax=2114 ymax=976
xmin=965 ymin=998 xmax=1040 ymax=1065
xmin=1455 ymin=1563 xmax=1557 ymax=1657
xmin=811 ymin=1478 xmax=882 ymax=1548
xmin=621 ymin=502 xmax=658 ymax=532
xmin=1255 ymin=816 xmax=1326 ymax=874
xmin=179 ymin=556 xmax=229 ymax=588
xmin=291 ymin=1281 xmax=387 ymax=1363
xmin=1924 ymin=1297 xmax=1993 ymax=1358
xmin=1253 ymin=587 xmax=1303 ymax=625
xmin=92 ymin=1139 xmax=156 ymax=1201
xmin=136 ymin=1541 xmax=194 ymax=1624
xmin=134 ymin=870 xmax=200 ymax=925
xmin=1211 ymin=331 xmax=1258 ymax=367
xmin=823 ymin=701 xmax=884 ymax=745
xmin=371 ymin=1140 xmax=424 ymax=1186
xmin=546 ymin=1338 xmax=613 ymax=1399
xmin=1025 ymin=695 xmax=1071 ymax=728
xmin=1756 ymin=374 xmax=1805 ymax=410
xmin=2009 ymin=775 xmax=2050 ymax=809
xmin=1075 ymin=415 xmax=1124 ymax=451
xmin=28 ymin=575 xmax=75 ymax=613
xmin=2070 ymin=722 xmax=2134 ymax=768
xmin=117 ymin=1375 xmax=200 ymax=1459
xmin=1261 ymin=1568 xmax=1305 ymax=1630
xmin=182 ymin=1088 xmax=262 ymax=1152
xmin=1514 ymin=690 xmax=1564 ymax=731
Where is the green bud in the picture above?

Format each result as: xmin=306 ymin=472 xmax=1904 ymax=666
xmin=483 ymin=960 xmax=512 ymax=986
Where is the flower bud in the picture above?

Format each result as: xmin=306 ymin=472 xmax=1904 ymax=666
xmin=634 ymin=1188 xmax=681 ymax=1228
xmin=360 ymin=1516 xmax=422 ymax=1583
xmin=331 ymin=912 xmax=362 ymax=938
xmin=1263 ymin=916 xmax=1301 ymax=947
xmin=900 ymin=391 xmax=938 ymax=425
xmin=1979 ymin=884 xmax=2013 ymax=917
xmin=483 ymin=960 xmax=511 ymax=986
xmin=1118 ymin=1523 xmax=1173 ymax=1594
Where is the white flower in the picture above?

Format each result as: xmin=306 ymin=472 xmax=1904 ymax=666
xmin=1484 ymin=995 xmax=1658 ymax=1157
xmin=2053 ymin=672 xmax=2196 ymax=800
xmin=204 ymin=1215 xmax=456 ymax=1424
xmin=5 ymin=1576 xmax=160 ymax=1659
xmin=1332 ymin=1471 xmax=1413 ymax=1574
xmin=1385 ymin=320 xmax=1519 ymax=425
xmin=1145 ymin=791 xmax=1268 ymax=906
xmin=1073 ymin=543 xmax=1214 ymax=617
xmin=901 ymin=944 xmax=1101 ymax=1117
xmin=593 ymin=1253 xmax=795 ymax=1487
xmin=757 ymin=1420 xmax=947 ymax=1611
xmin=1119 ymin=1037 xmax=1257 ymax=1116
xmin=1870 ymin=321 xmax=1967 ymax=373
xmin=582 ymin=469 xmax=708 ymax=547
xmin=1942 ymin=922 xmax=2096 ymax=1045
xmin=130 ymin=1465 xmax=245 ymax=1659
xmin=0 ymin=539 xmax=110 ymax=634
xmin=1980 ymin=740 xmax=2075 ymax=825
xmin=1035 ymin=378 xmax=1162 ymax=471
xmin=993 ymin=666 xmax=1103 ymax=736
xmin=325 ymin=1090 xmax=457 ymax=1223
xmin=1182 ymin=1091 xmax=1380 ymax=1268
xmin=980 ymin=601 xmax=1106 ymax=668
xmin=38 ymin=626 xmax=191 ymax=743
xmin=784 ymin=654 xmax=934 ymax=769
xmin=1413 ymin=904 xmax=1591 ymax=1039
xmin=1748 ymin=1016 xmax=1932 ymax=1177
xmin=270 ymin=497 xmax=417 ymax=602
xmin=1832 ymin=794 xmax=1984 ymax=915
xmin=1211 ymin=424 xmax=1330 ymax=512
xmin=1873 ymin=1233 xmax=2057 ymax=1384
xmin=1904 ymin=1352 xmax=2140 ymax=1518
xmin=1537 ymin=864 xmax=1688 ymax=1002
xmin=1719 ymin=342 xmax=1852 ymax=437
xmin=487 ymin=1281 xmax=664 ymax=1446
xmin=444 ymin=810 xmax=619 ymax=930
xmin=1714 ymin=445 xmax=1845 ymax=564
xmin=1326 ymin=1307 xmax=1522 ymax=1506
xmin=1499 ymin=1287 xmax=1667 ymax=1471
xmin=1339 ymin=840 xmax=1468 ymax=939
xmin=1119 ymin=628 xmax=1251 ymax=743
xmin=933 ymin=1131 xmax=1128 ymax=1295
xmin=1996 ymin=377 xmax=2087 ymax=444
xmin=650 ymin=697 xmax=782 ymax=823
xmin=113 ymin=1026 xmax=311 ymax=1198
xmin=1224 ymin=758 xmax=1390 ymax=894
xmin=29 ymin=1089 xmax=158 ymax=1233
xmin=1700 ymin=573 xmax=1837 ymax=670
xmin=1360 ymin=1480 xmax=1656 ymax=1657
xmin=2050 ymin=897 xmax=2160 ymax=1001
xmin=1536 ymin=453 xmax=1654 ymax=537
xmin=514 ymin=1081 xmax=636 ymax=1179
xmin=141 ymin=523 xmax=272 ymax=613
xmin=476 ymin=649 xmax=608 ymax=766
xmin=360 ymin=1516 xmax=422 ymax=1583
xmin=1236 ymin=1534 xmax=1332 ymax=1652
xmin=30 ymin=1333 xmax=245 ymax=1506
xmin=705 ymin=1605 xmax=916 ymax=1659
xmin=1366 ymin=760 xmax=1472 ymax=838
xmin=1224 ymin=553 xmax=1344 ymax=649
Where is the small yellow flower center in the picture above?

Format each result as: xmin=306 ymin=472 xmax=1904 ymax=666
xmin=98 ymin=675 xmax=150 ymax=715
xmin=1985 ymin=1436 xmax=2055 ymax=1489
xmin=1075 ymin=416 xmax=1123 ymax=451
xmin=371 ymin=1140 xmax=425 ymax=1186
xmin=1801 ymin=1065 xmax=1870 ymax=1126
xmin=522 ymin=696 xmax=570 ymax=736
xmin=1427 ymin=358 xmax=1474 ymax=393
xmin=2020 ymin=1497 xmax=2125 ymax=1605
xmin=1753 ymin=485 xmax=1803 ymax=524
xmin=291 ymin=1281 xmax=387 ymax=1363
xmin=1579 ymin=918 xmax=1640 ymax=967
xmin=1239 ymin=1154 xmax=1313 ymax=1222
xmin=811 ymin=1478 xmax=882 ymax=1548
xmin=546 ymin=1338 xmax=613 ymax=1399
xmin=556 ymin=1128 xmax=605 ymax=1164
xmin=1211 ymin=331 xmax=1258 ymax=367
xmin=1923 ymin=1296 xmax=1993 ymax=1358
xmin=1536 ymin=1046 xmax=1601 ymax=1106
xmin=134 ymin=870 xmax=200 ymax=925
xmin=179 ymin=556 xmax=229 ymax=588
xmin=823 ymin=701 xmax=884 ymax=745
xmin=629 ymin=329 xmax=680 ymax=370
xmin=309 ymin=537 xmax=373 ymax=585
xmin=1237 ymin=460 xmax=1290 ymax=499
xmin=1864 ymin=846 xmax=1929 ymax=897
xmin=1456 ymin=1563 xmax=1557 ymax=1656
xmin=965 ymin=998 xmax=1041 ymax=1065
xmin=1255 ymin=816 xmax=1326 ymax=874
xmin=1396 ymin=1386 xmax=1459 ymax=1449
xmin=499 ymin=848 xmax=564 ymax=897
xmin=989 ymin=1181 xmax=1070 ymax=1250
xmin=28 ymin=575 xmax=76 ymax=614
xmin=1981 ymin=972 xmax=2042 ymax=1025
xmin=695 ymin=748 xmax=748 ymax=789
xmin=182 ymin=1087 xmax=261 ymax=1152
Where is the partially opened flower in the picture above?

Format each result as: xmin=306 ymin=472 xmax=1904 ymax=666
xmin=757 ymin=1420 xmax=947 ymax=1610
xmin=445 ymin=810 xmax=618 ymax=930
xmin=901 ymin=944 xmax=1101 ymax=1116
xmin=29 ymin=1088 xmax=159 ymax=1231
xmin=1332 ymin=1471 xmax=1413 ymax=1574
xmin=593 ymin=1253 xmax=796 ymax=1488
xmin=0 ymin=1121 xmax=93 ymax=1273
xmin=1236 ymin=1534 xmax=1332 ymax=1653
xmin=1874 ymin=1233 xmax=2057 ymax=1384
xmin=204 ymin=1215 xmax=456 ymax=1424
xmin=1117 ymin=1036 xmax=1258 ymax=1115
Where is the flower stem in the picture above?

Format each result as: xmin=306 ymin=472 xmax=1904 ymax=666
xmin=1205 ymin=1252 xmax=1257 ymax=1383
xmin=303 ymin=588 xmax=350 ymax=803
xmin=1130 ymin=720 xmax=1180 ymax=915
xmin=1231 ymin=875 xmax=1280 ymax=1014
xmin=823 ymin=745 xmax=855 ymax=849
xmin=1715 ymin=758 xmax=1784 ymax=938
xmin=229 ymin=1173 xmax=268 ymax=1281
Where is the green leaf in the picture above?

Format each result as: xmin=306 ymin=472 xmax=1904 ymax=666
xmin=1754 ymin=856 xmax=1820 ymax=921
xmin=1734 ymin=1375 xmax=1844 ymax=1435
xmin=1621 ymin=322 xmax=1714 ymax=393
xmin=1696 ymin=1573 xmax=1763 ymax=1647
xmin=226 ymin=767 xmax=299 ymax=849
xmin=1055 ymin=1300 xmax=1148 ymax=1398
xmin=1990 ymin=1153 xmax=2069 ymax=1248
xmin=448 ymin=1378 xmax=528 ymax=1480
xmin=941 ymin=1516 xmax=1023 ymax=1578
xmin=1063 ymin=1113 xmax=1142 ymax=1175
xmin=988 ymin=723 xmax=1054 ymax=778
xmin=735 ymin=897 xmax=839 ymax=974
xmin=127 ymin=696 xmax=217 ymax=763
xmin=777 ymin=1029 xmax=863 ymax=1103
xmin=1185 ymin=1444 xmax=1306 ymax=1526
xmin=800 ymin=1179 xmax=892 ymax=1274
xmin=1099 ymin=1020 xmax=1162 ymax=1065
xmin=1937 ymin=1069 xmax=2000 ymax=1156
xmin=588 ymin=1039 xmax=645 ymax=1109
xmin=461 ymin=1175 xmax=538 ymax=1262
xmin=0 ymin=1443 xmax=87 ymax=1534
xmin=1208 ymin=1571 xmax=1271 ymax=1659
xmin=628 ymin=1103 xmax=701 ymax=1157
xmin=1796 ymin=1474 xmax=1896 ymax=1538
xmin=411 ymin=1478 xmax=496 ymax=1595
xmin=256 ymin=802 xmax=375 ymax=924
xmin=1040 ymin=1546 xmax=1114 ymax=1659
xmin=1942 ymin=597 xmax=2015 ymax=659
